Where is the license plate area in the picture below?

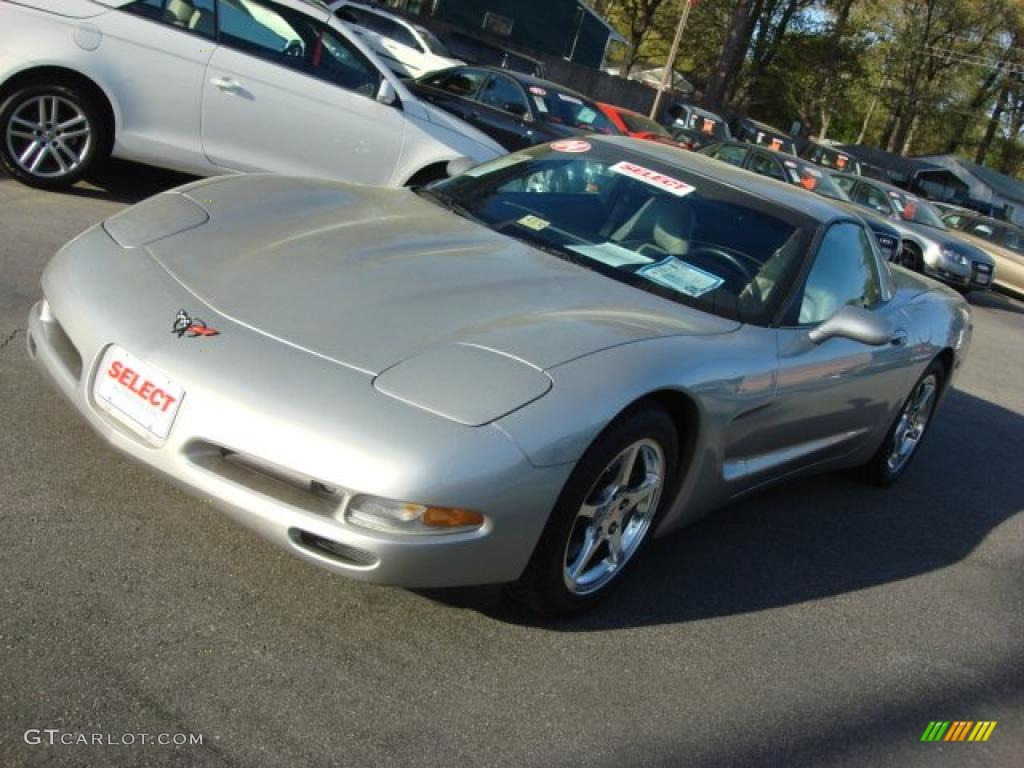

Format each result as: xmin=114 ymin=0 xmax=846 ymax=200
xmin=94 ymin=346 xmax=184 ymax=443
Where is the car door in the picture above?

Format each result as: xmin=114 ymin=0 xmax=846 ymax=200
xmin=765 ymin=221 xmax=914 ymax=484
xmin=91 ymin=0 xmax=217 ymax=171
xmin=472 ymin=73 xmax=535 ymax=150
xmin=202 ymin=0 xmax=404 ymax=184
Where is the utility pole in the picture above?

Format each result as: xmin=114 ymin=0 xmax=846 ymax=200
xmin=649 ymin=0 xmax=694 ymax=120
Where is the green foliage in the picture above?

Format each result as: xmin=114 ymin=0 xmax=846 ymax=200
xmin=595 ymin=0 xmax=1023 ymax=174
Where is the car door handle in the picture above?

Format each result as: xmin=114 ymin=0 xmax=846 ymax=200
xmin=890 ymin=330 xmax=908 ymax=347
xmin=210 ymin=77 xmax=242 ymax=93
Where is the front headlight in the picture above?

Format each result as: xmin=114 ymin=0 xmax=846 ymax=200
xmin=346 ymin=495 xmax=485 ymax=535
xmin=941 ymin=247 xmax=969 ymax=266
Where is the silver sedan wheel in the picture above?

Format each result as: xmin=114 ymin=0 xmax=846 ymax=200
xmin=887 ymin=373 xmax=937 ymax=474
xmin=563 ymin=438 xmax=665 ymax=595
xmin=4 ymin=95 xmax=92 ymax=179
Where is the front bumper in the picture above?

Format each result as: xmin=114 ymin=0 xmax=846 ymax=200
xmin=27 ymin=290 xmax=569 ymax=588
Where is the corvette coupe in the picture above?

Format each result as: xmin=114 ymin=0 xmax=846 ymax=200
xmin=28 ymin=138 xmax=971 ymax=616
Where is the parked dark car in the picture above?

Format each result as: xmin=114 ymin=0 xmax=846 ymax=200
xmin=801 ymin=141 xmax=864 ymax=175
xmin=668 ymin=127 xmax=719 ymax=152
xmin=700 ymin=141 xmax=902 ymax=263
xmin=439 ymin=31 xmax=545 ymax=78
xmin=831 ymin=173 xmax=995 ymax=293
xmin=663 ymin=102 xmax=731 ymax=142
xmin=409 ymin=66 xmax=620 ymax=151
xmin=730 ymin=117 xmax=798 ymax=155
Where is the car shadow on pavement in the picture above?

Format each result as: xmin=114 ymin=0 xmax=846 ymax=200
xmin=0 ymin=160 xmax=195 ymax=204
xmin=417 ymin=388 xmax=1024 ymax=630
xmin=967 ymin=289 xmax=1024 ymax=317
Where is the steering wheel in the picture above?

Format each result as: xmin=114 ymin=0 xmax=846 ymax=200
xmin=685 ymin=246 xmax=759 ymax=285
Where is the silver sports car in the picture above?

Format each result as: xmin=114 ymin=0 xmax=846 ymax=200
xmin=28 ymin=137 xmax=972 ymax=616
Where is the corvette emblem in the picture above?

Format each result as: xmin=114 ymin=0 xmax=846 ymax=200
xmin=171 ymin=309 xmax=219 ymax=339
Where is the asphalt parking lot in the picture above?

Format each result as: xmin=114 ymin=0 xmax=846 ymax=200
xmin=1 ymin=164 xmax=1022 ymax=768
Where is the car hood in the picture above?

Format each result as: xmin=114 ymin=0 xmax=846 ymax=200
xmin=120 ymin=176 xmax=738 ymax=375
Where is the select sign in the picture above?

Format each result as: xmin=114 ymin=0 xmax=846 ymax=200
xmin=94 ymin=345 xmax=185 ymax=441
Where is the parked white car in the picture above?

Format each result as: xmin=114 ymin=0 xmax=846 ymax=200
xmin=0 ymin=0 xmax=502 ymax=190
xmin=328 ymin=1 xmax=461 ymax=79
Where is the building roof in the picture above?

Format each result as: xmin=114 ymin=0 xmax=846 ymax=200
xmin=578 ymin=1 xmax=627 ymax=45
xmin=838 ymin=145 xmax=944 ymax=184
xmin=953 ymin=160 xmax=1024 ymax=204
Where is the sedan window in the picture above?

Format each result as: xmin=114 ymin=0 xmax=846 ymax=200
xmin=854 ymin=184 xmax=893 ymax=215
xmin=219 ymin=1 xmax=380 ymax=97
xmin=796 ymin=222 xmax=882 ymax=325
xmin=749 ymin=153 xmax=786 ymax=182
xmin=123 ymin=0 xmax=216 ymax=38
xmin=706 ymin=144 xmax=747 ymax=167
xmin=478 ymin=75 xmax=530 ymax=118
xmin=423 ymin=68 xmax=487 ymax=98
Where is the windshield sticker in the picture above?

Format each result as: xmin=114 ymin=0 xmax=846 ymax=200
xmin=529 ymin=86 xmax=547 ymax=96
xmin=550 ymin=139 xmax=591 ymax=153
xmin=610 ymin=161 xmax=695 ymax=197
xmin=517 ymin=214 xmax=550 ymax=231
xmin=702 ymin=118 xmax=715 ymax=134
xmin=576 ymin=107 xmax=597 ymax=124
xmin=784 ymin=160 xmax=798 ymax=168
xmin=533 ymin=95 xmax=549 ymax=112
xmin=770 ymin=138 xmax=783 ymax=151
xmin=567 ymin=242 xmax=656 ymax=268
xmin=463 ymin=153 xmax=531 ymax=177
xmin=836 ymin=155 xmax=849 ymax=169
xmin=558 ymin=93 xmax=584 ymax=105
xmin=638 ymin=257 xmax=724 ymax=297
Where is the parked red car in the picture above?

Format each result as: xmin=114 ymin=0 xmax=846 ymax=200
xmin=596 ymin=103 xmax=685 ymax=148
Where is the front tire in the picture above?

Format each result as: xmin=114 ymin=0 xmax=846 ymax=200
xmin=862 ymin=361 xmax=944 ymax=485
xmin=0 ymin=81 xmax=107 ymax=189
xmin=507 ymin=406 xmax=679 ymax=617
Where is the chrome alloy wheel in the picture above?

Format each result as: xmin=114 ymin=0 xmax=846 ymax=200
xmin=563 ymin=438 xmax=665 ymax=595
xmin=5 ymin=95 xmax=92 ymax=179
xmin=887 ymin=373 xmax=937 ymax=474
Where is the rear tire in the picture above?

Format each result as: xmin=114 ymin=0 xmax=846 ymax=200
xmin=861 ymin=361 xmax=944 ymax=486
xmin=506 ymin=406 xmax=679 ymax=617
xmin=0 ymin=81 xmax=107 ymax=189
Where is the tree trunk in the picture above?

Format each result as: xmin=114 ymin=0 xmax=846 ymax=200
xmin=856 ymin=87 xmax=881 ymax=145
xmin=704 ymin=0 xmax=758 ymax=110
xmin=976 ymin=84 xmax=1009 ymax=164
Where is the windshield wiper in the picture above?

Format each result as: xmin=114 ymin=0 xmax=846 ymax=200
xmin=414 ymin=187 xmax=483 ymax=224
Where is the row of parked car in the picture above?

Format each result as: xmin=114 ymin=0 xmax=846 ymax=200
xmin=1 ymin=0 xmax=1021 ymax=299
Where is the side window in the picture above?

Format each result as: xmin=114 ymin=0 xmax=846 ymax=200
xmin=478 ymin=75 xmax=529 ymax=117
xmin=377 ymin=17 xmax=421 ymax=51
xmin=122 ymin=0 xmax=216 ymax=38
xmin=748 ymin=152 xmax=786 ymax=182
xmin=431 ymin=68 xmax=487 ymax=98
xmin=218 ymin=1 xmax=380 ymax=97
xmin=710 ymin=145 xmax=747 ymax=167
xmin=854 ymin=184 xmax=893 ymax=215
xmin=832 ymin=175 xmax=856 ymax=195
xmin=797 ymin=222 xmax=883 ymax=325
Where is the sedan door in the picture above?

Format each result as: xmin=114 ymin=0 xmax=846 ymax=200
xmin=471 ymin=73 xmax=536 ymax=150
xmin=89 ymin=0 xmax=217 ymax=171
xmin=202 ymin=0 xmax=404 ymax=184
xmin=727 ymin=221 xmax=914 ymax=495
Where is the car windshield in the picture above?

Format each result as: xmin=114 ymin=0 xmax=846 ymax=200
xmin=415 ymin=26 xmax=450 ymax=57
xmin=420 ymin=142 xmax=812 ymax=325
xmin=620 ymin=111 xmax=672 ymax=137
xmin=792 ymin=165 xmax=850 ymax=201
xmin=532 ymin=89 xmax=619 ymax=134
xmin=754 ymin=133 xmax=797 ymax=155
xmin=892 ymin=192 xmax=946 ymax=228
xmin=676 ymin=110 xmax=728 ymax=140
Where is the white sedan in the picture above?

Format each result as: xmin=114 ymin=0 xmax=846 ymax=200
xmin=329 ymin=1 xmax=462 ymax=79
xmin=0 ymin=0 xmax=502 ymax=190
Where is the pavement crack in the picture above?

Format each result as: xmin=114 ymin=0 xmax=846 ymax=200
xmin=0 ymin=328 xmax=23 ymax=355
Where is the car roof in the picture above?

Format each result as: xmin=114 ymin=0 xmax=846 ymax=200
xmin=738 ymin=118 xmax=792 ymax=136
xmin=591 ymin=136 xmax=850 ymax=225
xmin=447 ymin=66 xmax=589 ymax=99
xmin=832 ymin=172 xmax=916 ymax=197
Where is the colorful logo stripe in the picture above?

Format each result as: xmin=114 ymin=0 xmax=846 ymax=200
xmin=921 ymin=721 xmax=996 ymax=742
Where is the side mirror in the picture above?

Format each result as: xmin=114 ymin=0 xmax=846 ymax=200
xmin=445 ymin=156 xmax=477 ymax=178
xmin=808 ymin=305 xmax=892 ymax=346
xmin=376 ymin=79 xmax=399 ymax=106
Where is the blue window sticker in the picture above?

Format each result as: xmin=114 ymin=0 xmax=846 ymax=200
xmin=637 ymin=257 xmax=724 ymax=297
